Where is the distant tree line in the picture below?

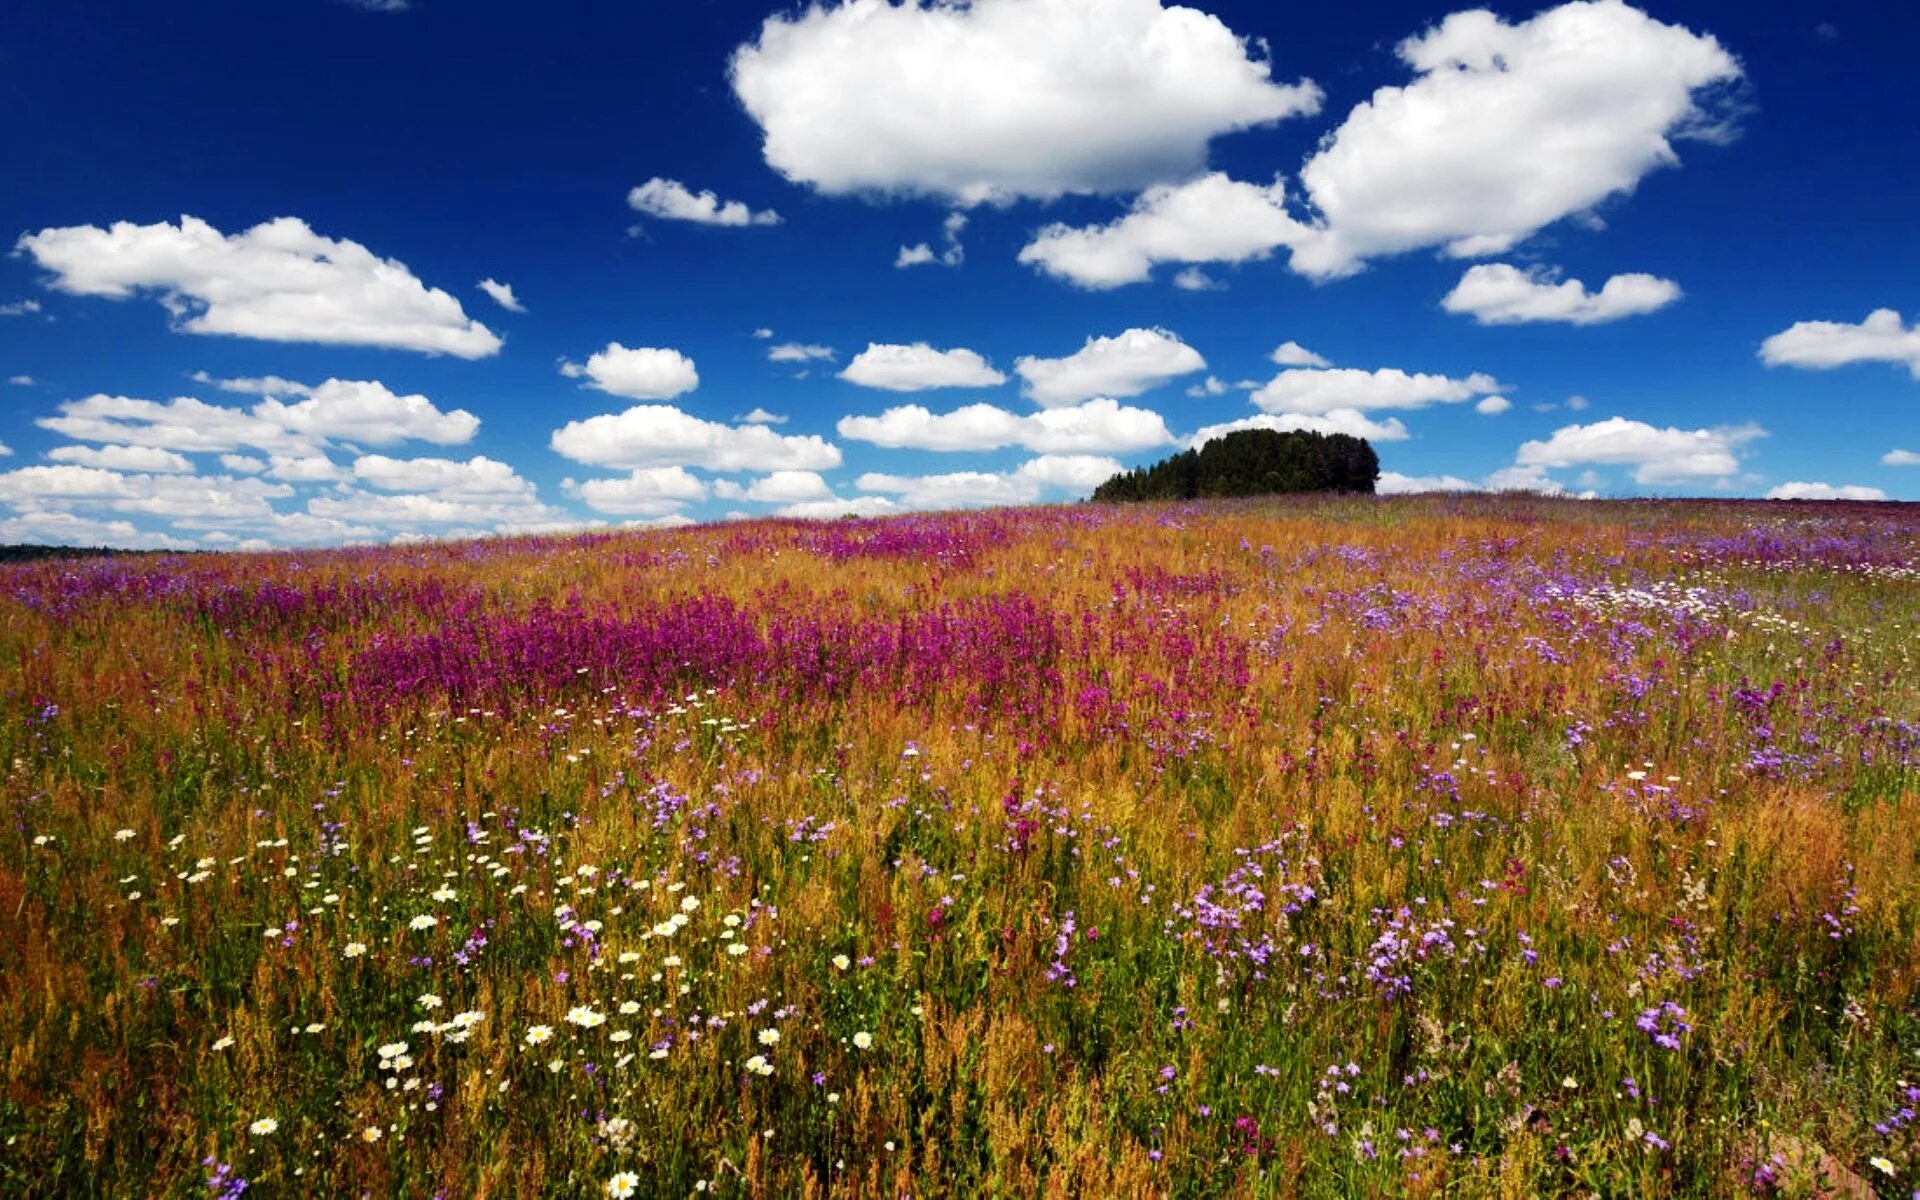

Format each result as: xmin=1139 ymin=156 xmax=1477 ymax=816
xmin=0 ymin=544 xmax=164 ymax=563
xmin=1091 ymin=429 xmax=1380 ymax=502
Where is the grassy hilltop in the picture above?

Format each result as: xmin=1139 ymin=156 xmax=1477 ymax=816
xmin=1 ymin=494 xmax=1916 ymax=1197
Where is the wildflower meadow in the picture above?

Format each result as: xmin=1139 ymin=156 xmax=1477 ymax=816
xmin=1 ymin=494 xmax=1916 ymax=1197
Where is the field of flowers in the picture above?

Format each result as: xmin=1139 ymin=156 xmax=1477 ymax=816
xmin=1 ymin=494 xmax=1917 ymax=1197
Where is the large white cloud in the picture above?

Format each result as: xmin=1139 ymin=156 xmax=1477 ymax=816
xmin=1442 ymin=263 xmax=1681 ymax=325
xmin=15 ymin=216 xmax=502 ymax=357
xmin=628 ymin=178 xmax=782 ymax=227
xmin=1188 ymin=410 xmax=1411 ymax=446
xmin=1019 ymin=173 xmax=1301 ymax=289
xmin=1015 ymin=328 xmax=1204 ymax=407
xmin=839 ymin=343 xmax=1006 ymax=391
xmin=837 ymin=398 xmax=1172 ymax=454
xmin=1514 ymin=416 xmax=1764 ymax=484
xmin=561 ymin=343 xmax=700 ymax=400
xmin=1251 ymin=367 xmax=1501 ymax=415
xmin=1885 ymin=450 xmax=1920 ymax=467
xmin=1764 ymin=481 xmax=1888 ymax=501
xmin=776 ymin=495 xmax=901 ymax=520
xmin=550 ymin=405 xmax=842 ymax=473
xmin=1284 ymin=2 xmax=1741 ymax=278
xmin=1759 ymin=309 xmax=1920 ymax=377
xmin=728 ymin=0 xmax=1321 ymax=205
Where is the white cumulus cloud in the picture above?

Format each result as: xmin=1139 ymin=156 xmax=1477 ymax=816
xmin=1251 ymin=367 xmax=1501 ymax=415
xmin=1188 ymin=410 xmax=1410 ymax=447
xmin=1514 ymin=416 xmax=1764 ymax=484
xmin=1283 ymin=2 xmax=1741 ymax=278
xmin=628 ymin=178 xmax=782 ymax=227
xmin=837 ymin=398 xmax=1173 ymax=455
xmin=477 ymin=278 xmax=526 ymax=312
xmin=45 ymin=444 xmax=195 ymax=473
xmin=839 ymin=343 xmax=1007 ymax=391
xmin=16 ymin=215 xmax=502 ymax=357
xmin=1015 ymin=328 xmax=1204 ymax=407
xmin=561 ymin=343 xmax=700 ymax=400
xmin=769 ymin=342 xmax=836 ymax=363
xmin=1271 ymin=341 xmax=1330 ymax=368
xmin=1443 ymin=263 xmax=1681 ymax=325
xmin=728 ymin=0 xmax=1321 ymax=205
xmin=1019 ymin=174 xmax=1302 ymax=289
xmin=551 ymin=405 xmax=842 ymax=473
xmin=1759 ymin=308 xmax=1920 ymax=377
xmin=1763 ymin=481 xmax=1888 ymax=501
xmin=567 ymin=466 xmax=710 ymax=516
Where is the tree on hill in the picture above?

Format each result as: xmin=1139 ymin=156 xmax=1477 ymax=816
xmin=1092 ymin=428 xmax=1379 ymax=502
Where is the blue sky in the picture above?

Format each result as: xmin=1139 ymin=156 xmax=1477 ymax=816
xmin=0 ymin=0 xmax=1914 ymax=547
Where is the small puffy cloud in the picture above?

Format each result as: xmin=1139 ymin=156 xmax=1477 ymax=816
xmin=1 ymin=299 xmax=42 ymax=316
xmin=1482 ymin=464 xmax=1569 ymax=495
xmin=1282 ymin=2 xmax=1741 ymax=278
xmin=1251 ymin=367 xmax=1501 ymax=415
xmin=1883 ymin=449 xmax=1920 ymax=466
xmin=567 ymin=466 xmax=709 ymax=516
xmin=1515 ymin=416 xmax=1765 ymax=484
xmin=561 ymin=343 xmax=700 ymax=400
xmin=737 ymin=407 xmax=788 ymax=425
xmin=45 ymin=444 xmax=194 ymax=473
xmin=1014 ymin=453 xmax=1126 ymax=492
xmin=1475 ymin=396 xmax=1512 ymax=415
xmin=257 ymin=379 xmax=480 ymax=446
xmin=1378 ymin=471 xmax=1478 ymax=494
xmin=729 ymin=0 xmax=1321 ymax=205
xmin=8 ymin=376 xmax=34 ymax=386
xmin=190 ymin=371 xmax=313 ymax=397
xmin=1270 ymin=341 xmax=1330 ymax=368
xmin=1015 ymin=328 xmax=1204 ymax=407
xmin=264 ymin=453 xmax=345 ymax=483
xmin=752 ymin=327 xmax=775 ymax=339
xmin=16 ymin=215 xmax=501 ymax=357
xmin=1172 ymin=268 xmax=1221 ymax=292
xmin=1020 ymin=174 xmax=1305 ymax=289
xmin=1759 ymin=308 xmax=1920 ymax=377
xmin=839 ymin=343 xmax=1006 ymax=391
xmin=628 ymin=178 xmax=782 ymax=227
xmin=1763 ymin=481 xmax=1888 ymax=501
xmin=728 ymin=470 xmax=837 ymax=504
xmin=1188 ymin=410 xmax=1410 ymax=447
xmin=898 ymin=213 xmax=967 ymax=269
xmin=551 ymin=404 xmax=842 ymax=473
xmin=477 ymin=278 xmax=526 ymax=313
xmin=769 ymin=342 xmax=835 ymax=363
xmin=1443 ymin=264 xmax=1681 ymax=325
xmin=0 ymin=441 xmax=11 ymax=457
xmin=336 ymin=0 xmax=411 ymax=11
xmin=352 ymin=454 xmax=538 ymax=500
xmin=838 ymin=397 xmax=1173 ymax=455
xmin=220 ymin=454 xmax=267 ymax=474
